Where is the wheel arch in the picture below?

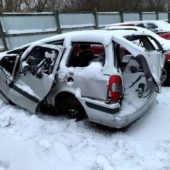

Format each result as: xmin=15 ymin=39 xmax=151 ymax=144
xmin=55 ymin=91 xmax=77 ymax=104
xmin=54 ymin=91 xmax=87 ymax=119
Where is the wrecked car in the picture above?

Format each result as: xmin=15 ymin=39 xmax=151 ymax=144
xmin=0 ymin=30 xmax=164 ymax=128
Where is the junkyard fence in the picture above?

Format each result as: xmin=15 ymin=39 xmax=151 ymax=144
xmin=0 ymin=11 xmax=169 ymax=51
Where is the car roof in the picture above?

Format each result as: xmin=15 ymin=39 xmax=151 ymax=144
xmin=7 ymin=29 xmax=149 ymax=57
xmin=42 ymin=29 xmax=154 ymax=42
xmin=36 ymin=29 xmax=163 ymax=56
xmin=107 ymin=20 xmax=170 ymax=33
xmin=22 ymin=29 xmax=148 ymax=48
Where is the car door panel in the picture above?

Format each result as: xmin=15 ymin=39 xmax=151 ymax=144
xmin=8 ymin=45 xmax=64 ymax=113
xmin=63 ymin=43 xmax=108 ymax=100
xmin=62 ymin=64 xmax=108 ymax=100
xmin=0 ymin=68 xmax=11 ymax=99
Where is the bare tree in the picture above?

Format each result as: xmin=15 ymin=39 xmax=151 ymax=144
xmin=0 ymin=0 xmax=3 ymax=12
xmin=62 ymin=0 xmax=166 ymax=12
xmin=0 ymin=0 xmax=167 ymax=12
xmin=0 ymin=0 xmax=24 ymax=12
xmin=141 ymin=0 xmax=165 ymax=11
xmin=22 ymin=0 xmax=63 ymax=12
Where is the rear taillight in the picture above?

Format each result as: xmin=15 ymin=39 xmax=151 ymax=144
xmin=108 ymin=75 xmax=123 ymax=102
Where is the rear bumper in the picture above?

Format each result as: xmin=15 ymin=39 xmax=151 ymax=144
xmin=85 ymin=101 xmax=119 ymax=115
xmin=81 ymin=91 xmax=157 ymax=128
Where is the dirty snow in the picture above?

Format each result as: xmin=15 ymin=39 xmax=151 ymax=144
xmin=0 ymin=88 xmax=170 ymax=170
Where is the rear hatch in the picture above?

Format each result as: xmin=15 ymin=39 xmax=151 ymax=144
xmin=112 ymin=35 xmax=164 ymax=117
xmin=113 ymin=35 xmax=164 ymax=92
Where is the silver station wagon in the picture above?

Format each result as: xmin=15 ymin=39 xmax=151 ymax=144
xmin=0 ymin=30 xmax=164 ymax=128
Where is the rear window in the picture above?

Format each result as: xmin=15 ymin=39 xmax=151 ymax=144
xmin=136 ymin=23 xmax=145 ymax=28
xmin=147 ymin=23 xmax=158 ymax=31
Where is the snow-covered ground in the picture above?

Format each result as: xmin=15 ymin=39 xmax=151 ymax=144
xmin=0 ymin=88 xmax=170 ymax=170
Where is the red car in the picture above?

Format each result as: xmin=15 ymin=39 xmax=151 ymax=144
xmin=157 ymin=32 xmax=170 ymax=40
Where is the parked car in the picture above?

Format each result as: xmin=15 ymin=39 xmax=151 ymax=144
xmin=108 ymin=20 xmax=170 ymax=40
xmin=0 ymin=30 xmax=164 ymax=128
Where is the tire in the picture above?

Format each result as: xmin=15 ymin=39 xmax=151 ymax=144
xmin=163 ymin=73 xmax=170 ymax=86
xmin=56 ymin=94 xmax=86 ymax=121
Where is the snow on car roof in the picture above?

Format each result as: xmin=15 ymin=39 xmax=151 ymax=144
xmin=33 ymin=29 xmax=151 ymax=47
xmin=32 ymin=29 xmax=160 ymax=58
xmin=8 ymin=28 xmax=160 ymax=60
xmin=37 ymin=30 xmax=127 ymax=46
xmin=106 ymin=20 xmax=170 ymax=32
xmin=122 ymin=20 xmax=168 ymax=25
xmin=105 ymin=25 xmax=159 ymax=37
xmin=106 ymin=20 xmax=167 ymax=26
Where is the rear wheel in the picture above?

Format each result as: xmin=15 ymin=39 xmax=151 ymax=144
xmin=163 ymin=76 xmax=170 ymax=86
xmin=55 ymin=93 xmax=86 ymax=121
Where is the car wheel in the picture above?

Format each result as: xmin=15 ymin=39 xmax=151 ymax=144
xmin=56 ymin=95 xmax=86 ymax=121
xmin=164 ymin=78 xmax=170 ymax=86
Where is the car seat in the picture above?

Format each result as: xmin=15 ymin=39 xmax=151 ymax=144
xmin=76 ymin=49 xmax=94 ymax=67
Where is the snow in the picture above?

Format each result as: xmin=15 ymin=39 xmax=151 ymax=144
xmin=136 ymin=20 xmax=170 ymax=32
xmin=7 ymin=25 xmax=95 ymax=34
xmin=0 ymin=88 xmax=170 ymax=170
xmin=75 ymin=87 xmax=81 ymax=98
xmin=61 ymin=24 xmax=95 ymax=29
xmin=8 ymin=28 xmax=56 ymax=34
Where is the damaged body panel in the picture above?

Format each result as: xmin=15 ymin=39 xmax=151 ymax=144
xmin=0 ymin=30 xmax=164 ymax=128
xmin=0 ymin=44 xmax=64 ymax=112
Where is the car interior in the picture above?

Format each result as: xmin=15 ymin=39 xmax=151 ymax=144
xmin=26 ymin=47 xmax=58 ymax=75
xmin=67 ymin=42 xmax=105 ymax=67
xmin=0 ymin=55 xmax=19 ymax=75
